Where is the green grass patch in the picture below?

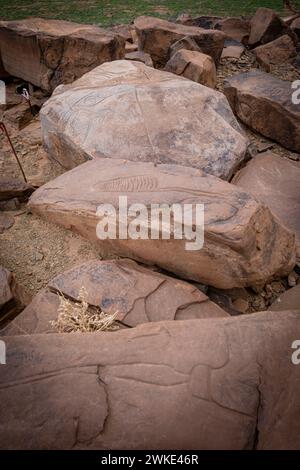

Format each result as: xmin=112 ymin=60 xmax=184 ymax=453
xmin=0 ymin=0 xmax=299 ymax=26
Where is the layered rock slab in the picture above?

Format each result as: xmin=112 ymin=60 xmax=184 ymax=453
xmin=2 ymin=259 xmax=227 ymax=336
xmin=41 ymin=60 xmax=249 ymax=179
xmin=1 ymin=311 xmax=300 ymax=449
xmin=28 ymin=159 xmax=296 ymax=289
xmin=134 ymin=16 xmax=225 ymax=66
xmin=0 ymin=18 xmax=125 ymax=92
xmin=224 ymin=70 xmax=300 ymax=153
xmin=232 ymin=152 xmax=300 ymax=260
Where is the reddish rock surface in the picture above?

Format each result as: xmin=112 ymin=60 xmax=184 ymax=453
xmin=254 ymin=35 xmax=296 ymax=71
xmin=134 ymin=16 xmax=225 ymax=66
xmin=268 ymin=285 xmax=300 ymax=311
xmin=164 ymin=50 xmax=217 ymax=88
xmin=178 ymin=16 xmax=250 ymax=44
xmin=41 ymin=60 xmax=248 ymax=179
xmin=2 ymin=259 xmax=227 ymax=335
xmin=125 ymin=50 xmax=153 ymax=67
xmin=0 ymin=18 xmax=125 ymax=92
xmin=233 ymin=151 xmax=300 ymax=260
xmin=248 ymin=8 xmax=292 ymax=47
xmin=0 ymin=311 xmax=299 ymax=449
xmin=0 ymin=178 xmax=34 ymax=201
xmin=224 ymin=70 xmax=300 ymax=153
xmin=28 ymin=158 xmax=296 ymax=289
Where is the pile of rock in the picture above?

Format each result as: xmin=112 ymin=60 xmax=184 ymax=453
xmin=1 ymin=7 xmax=300 ymax=450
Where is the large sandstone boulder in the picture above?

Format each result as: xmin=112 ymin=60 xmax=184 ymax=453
xmin=164 ymin=50 xmax=217 ymax=88
xmin=0 ymin=266 xmax=26 ymax=327
xmin=134 ymin=16 xmax=225 ymax=67
xmin=248 ymin=8 xmax=293 ymax=47
xmin=2 ymin=259 xmax=227 ymax=336
xmin=254 ymin=35 xmax=297 ymax=71
xmin=224 ymin=70 xmax=300 ymax=153
xmin=1 ymin=311 xmax=300 ymax=449
xmin=28 ymin=158 xmax=296 ymax=289
xmin=0 ymin=18 xmax=125 ymax=92
xmin=41 ymin=60 xmax=248 ymax=180
xmin=232 ymin=152 xmax=300 ymax=260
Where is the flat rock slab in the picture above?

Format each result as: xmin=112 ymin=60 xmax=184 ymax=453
xmin=41 ymin=59 xmax=248 ymax=180
xmin=0 ymin=18 xmax=125 ymax=92
xmin=28 ymin=158 xmax=296 ymax=289
xmin=164 ymin=50 xmax=217 ymax=88
xmin=1 ymin=311 xmax=300 ymax=449
xmin=0 ymin=178 xmax=34 ymax=201
xmin=269 ymin=285 xmax=300 ymax=311
xmin=2 ymin=259 xmax=227 ymax=336
xmin=224 ymin=70 xmax=300 ymax=153
xmin=221 ymin=43 xmax=245 ymax=59
xmin=233 ymin=152 xmax=300 ymax=259
xmin=134 ymin=16 xmax=225 ymax=67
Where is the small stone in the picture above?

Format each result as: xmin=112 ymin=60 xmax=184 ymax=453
xmin=288 ymin=271 xmax=298 ymax=287
xmin=232 ymin=298 xmax=249 ymax=313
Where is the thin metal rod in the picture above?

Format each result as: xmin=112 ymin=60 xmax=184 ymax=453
xmin=0 ymin=122 xmax=28 ymax=183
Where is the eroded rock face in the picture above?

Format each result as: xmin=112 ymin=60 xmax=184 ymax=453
xmin=0 ymin=18 xmax=125 ymax=92
xmin=164 ymin=50 xmax=217 ymax=88
xmin=254 ymin=35 xmax=296 ymax=71
xmin=224 ymin=70 xmax=300 ymax=153
xmin=291 ymin=17 xmax=300 ymax=40
xmin=28 ymin=158 xmax=296 ymax=289
xmin=232 ymin=152 xmax=300 ymax=260
xmin=2 ymin=259 xmax=227 ymax=336
xmin=134 ymin=16 xmax=225 ymax=66
xmin=41 ymin=60 xmax=248 ymax=179
xmin=1 ymin=311 xmax=300 ymax=449
xmin=248 ymin=8 xmax=292 ymax=47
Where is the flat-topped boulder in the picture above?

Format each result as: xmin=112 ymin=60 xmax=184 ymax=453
xmin=0 ymin=18 xmax=125 ymax=92
xmin=233 ymin=152 xmax=300 ymax=260
xmin=28 ymin=158 xmax=296 ymax=289
xmin=134 ymin=16 xmax=225 ymax=66
xmin=2 ymin=259 xmax=227 ymax=336
xmin=224 ymin=70 xmax=300 ymax=153
xmin=1 ymin=311 xmax=300 ymax=449
xmin=164 ymin=50 xmax=217 ymax=88
xmin=41 ymin=60 xmax=248 ymax=179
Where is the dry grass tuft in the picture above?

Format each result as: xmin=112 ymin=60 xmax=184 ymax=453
xmin=51 ymin=286 xmax=119 ymax=333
